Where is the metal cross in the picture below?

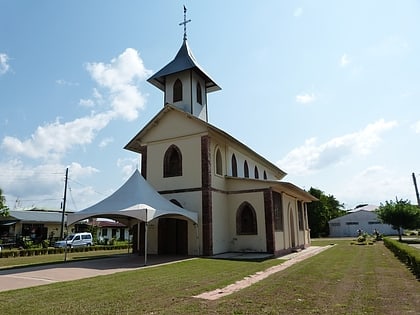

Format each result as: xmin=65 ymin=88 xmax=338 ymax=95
xmin=179 ymin=5 xmax=191 ymax=41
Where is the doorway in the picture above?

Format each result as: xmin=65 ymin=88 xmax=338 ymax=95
xmin=158 ymin=218 xmax=188 ymax=255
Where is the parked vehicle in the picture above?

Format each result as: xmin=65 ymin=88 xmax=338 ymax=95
xmin=54 ymin=232 xmax=93 ymax=248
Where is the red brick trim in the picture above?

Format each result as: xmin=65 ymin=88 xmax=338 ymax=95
xmin=139 ymin=145 xmax=147 ymax=179
xmin=264 ymin=188 xmax=275 ymax=254
xmin=201 ymin=135 xmax=212 ymax=256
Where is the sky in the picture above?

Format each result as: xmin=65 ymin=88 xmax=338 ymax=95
xmin=1 ymin=1 xmax=420 ymax=212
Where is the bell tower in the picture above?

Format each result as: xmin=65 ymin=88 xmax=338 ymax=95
xmin=147 ymin=6 xmax=221 ymax=122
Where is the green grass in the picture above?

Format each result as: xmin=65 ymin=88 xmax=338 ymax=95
xmin=0 ymin=240 xmax=419 ymax=314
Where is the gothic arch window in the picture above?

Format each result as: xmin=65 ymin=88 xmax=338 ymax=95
xmin=298 ymin=201 xmax=304 ymax=231
xmin=263 ymin=170 xmax=267 ymax=180
xmin=231 ymin=154 xmax=238 ymax=177
xmin=215 ymin=148 xmax=223 ymax=175
xmin=196 ymin=82 xmax=202 ymax=105
xmin=236 ymin=202 xmax=257 ymax=235
xmin=254 ymin=166 xmax=259 ymax=179
xmin=244 ymin=160 xmax=249 ymax=178
xmin=273 ymin=192 xmax=283 ymax=231
xmin=163 ymin=145 xmax=182 ymax=177
xmin=173 ymin=79 xmax=183 ymax=102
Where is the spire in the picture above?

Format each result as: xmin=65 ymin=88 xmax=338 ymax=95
xmin=179 ymin=5 xmax=191 ymax=41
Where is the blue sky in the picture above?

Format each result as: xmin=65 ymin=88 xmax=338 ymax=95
xmin=1 ymin=1 xmax=419 ymax=211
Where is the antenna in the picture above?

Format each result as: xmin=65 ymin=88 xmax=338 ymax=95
xmin=179 ymin=5 xmax=191 ymax=41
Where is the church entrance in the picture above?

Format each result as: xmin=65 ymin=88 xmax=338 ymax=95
xmin=158 ymin=218 xmax=188 ymax=255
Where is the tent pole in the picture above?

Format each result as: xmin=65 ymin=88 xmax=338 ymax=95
xmin=144 ymin=209 xmax=148 ymax=266
xmin=137 ymin=220 xmax=140 ymax=254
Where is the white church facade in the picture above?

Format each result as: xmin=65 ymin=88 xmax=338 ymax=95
xmin=122 ymin=26 xmax=316 ymax=257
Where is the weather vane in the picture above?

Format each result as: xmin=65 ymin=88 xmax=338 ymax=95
xmin=179 ymin=5 xmax=191 ymax=41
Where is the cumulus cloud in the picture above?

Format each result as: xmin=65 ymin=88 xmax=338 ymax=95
xmin=1 ymin=48 xmax=151 ymax=161
xmin=335 ymin=166 xmax=413 ymax=207
xmin=0 ymin=53 xmax=10 ymax=74
xmin=0 ymin=160 xmax=98 ymax=209
xmin=340 ymin=54 xmax=350 ymax=67
xmin=296 ymin=93 xmax=315 ymax=104
xmin=85 ymin=48 xmax=152 ymax=121
xmin=277 ymin=119 xmax=397 ymax=175
xmin=2 ymin=113 xmax=112 ymax=160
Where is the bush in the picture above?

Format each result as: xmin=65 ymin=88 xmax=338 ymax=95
xmin=383 ymin=237 xmax=420 ymax=279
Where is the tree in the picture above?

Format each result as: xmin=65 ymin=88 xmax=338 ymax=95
xmin=0 ymin=188 xmax=10 ymax=217
xmin=307 ymin=187 xmax=345 ymax=237
xmin=377 ymin=198 xmax=420 ymax=241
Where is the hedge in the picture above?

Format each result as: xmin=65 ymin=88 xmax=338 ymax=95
xmin=0 ymin=244 xmax=131 ymax=259
xmin=383 ymin=237 xmax=420 ymax=279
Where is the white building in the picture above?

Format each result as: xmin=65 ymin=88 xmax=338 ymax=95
xmin=328 ymin=204 xmax=399 ymax=237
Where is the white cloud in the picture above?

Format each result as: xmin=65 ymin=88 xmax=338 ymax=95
xmin=340 ymin=54 xmax=350 ymax=67
xmin=412 ymin=120 xmax=420 ymax=134
xmin=117 ymin=157 xmax=139 ymax=178
xmin=0 ymin=160 xmax=98 ymax=210
xmin=294 ymin=8 xmax=303 ymax=17
xmin=0 ymin=53 xmax=10 ymax=75
xmin=277 ymin=119 xmax=397 ymax=175
xmin=296 ymin=93 xmax=315 ymax=104
xmin=1 ymin=48 xmax=151 ymax=161
xmin=86 ymin=48 xmax=152 ymax=121
xmin=98 ymin=137 xmax=114 ymax=148
xmin=56 ymin=79 xmax=79 ymax=86
xmin=335 ymin=166 xmax=413 ymax=207
xmin=2 ymin=113 xmax=112 ymax=160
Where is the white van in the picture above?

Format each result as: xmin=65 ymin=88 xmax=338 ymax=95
xmin=54 ymin=232 xmax=93 ymax=248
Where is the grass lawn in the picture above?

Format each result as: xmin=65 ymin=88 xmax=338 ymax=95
xmin=0 ymin=240 xmax=418 ymax=314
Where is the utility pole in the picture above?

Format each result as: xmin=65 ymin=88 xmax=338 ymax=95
xmin=60 ymin=168 xmax=69 ymax=239
xmin=412 ymin=172 xmax=420 ymax=207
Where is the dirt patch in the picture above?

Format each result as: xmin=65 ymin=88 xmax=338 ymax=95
xmin=193 ymin=245 xmax=332 ymax=300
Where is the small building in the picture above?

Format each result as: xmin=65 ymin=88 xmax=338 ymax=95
xmin=92 ymin=219 xmax=130 ymax=243
xmin=328 ymin=204 xmax=399 ymax=237
xmin=0 ymin=208 xmax=68 ymax=245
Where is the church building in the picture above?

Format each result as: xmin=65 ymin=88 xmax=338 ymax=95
xmin=122 ymin=11 xmax=317 ymax=257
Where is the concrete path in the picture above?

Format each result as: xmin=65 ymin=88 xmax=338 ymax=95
xmin=0 ymin=254 xmax=192 ymax=292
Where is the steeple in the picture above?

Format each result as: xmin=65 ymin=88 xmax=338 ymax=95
xmin=147 ymin=6 xmax=221 ymax=122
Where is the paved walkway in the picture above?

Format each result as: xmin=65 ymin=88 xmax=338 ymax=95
xmin=0 ymin=254 xmax=192 ymax=292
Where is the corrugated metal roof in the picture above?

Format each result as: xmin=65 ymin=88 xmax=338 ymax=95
xmin=6 ymin=210 xmax=64 ymax=223
xmin=148 ymin=39 xmax=221 ymax=93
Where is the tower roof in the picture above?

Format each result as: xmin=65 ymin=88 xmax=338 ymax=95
xmin=147 ymin=39 xmax=221 ymax=93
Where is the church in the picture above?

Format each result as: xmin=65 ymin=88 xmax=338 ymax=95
xmin=121 ymin=11 xmax=317 ymax=257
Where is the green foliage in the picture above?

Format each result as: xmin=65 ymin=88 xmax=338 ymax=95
xmin=0 ymin=188 xmax=10 ymax=217
xmin=377 ymin=199 xmax=420 ymax=241
xmin=307 ymin=187 xmax=345 ymax=237
xmin=383 ymin=237 xmax=420 ymax=279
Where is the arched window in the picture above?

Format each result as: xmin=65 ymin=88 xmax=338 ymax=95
xmin=263 ymin=170 xmax=267 ymax=180
xmin=215 ymin=148 xmax=222 ymax=175
xmin=298 ymin=201 xmax=304 ymax=230
xmin=196 ymin=82 xmax=202 ymax=105
xmin=173 ymin=79 xmax=183 ymax=102
xmin=254 ymin=166 xmax=259 ymax=179
xmin=231 ymin=154 xmax=238 ymax=177
xmin=273 ymin=192 xmax=283 ymax=231
xmin=236 ymin=202 xmax=257 ymax=235
xmin=163 ymin=145 xmax=182 ymax=177
xmin=244 ymin=160 xmax=249 ymax=178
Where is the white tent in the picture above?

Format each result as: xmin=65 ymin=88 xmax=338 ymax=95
xmin=67 ymin=170 xmax=198 ymax=264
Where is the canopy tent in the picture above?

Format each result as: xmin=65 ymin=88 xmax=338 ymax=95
xmin=67 ymin=170 xmax=198 ymax=265
xmin=68 ymin=169 xmax=198 ymax=226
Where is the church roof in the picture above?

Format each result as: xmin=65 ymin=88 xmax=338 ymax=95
xmin=147 ymin=39 xmax=221 ymax=93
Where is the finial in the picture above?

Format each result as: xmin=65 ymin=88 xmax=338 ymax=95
xmin=179 ymin=5 xmax=191 ymax=41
